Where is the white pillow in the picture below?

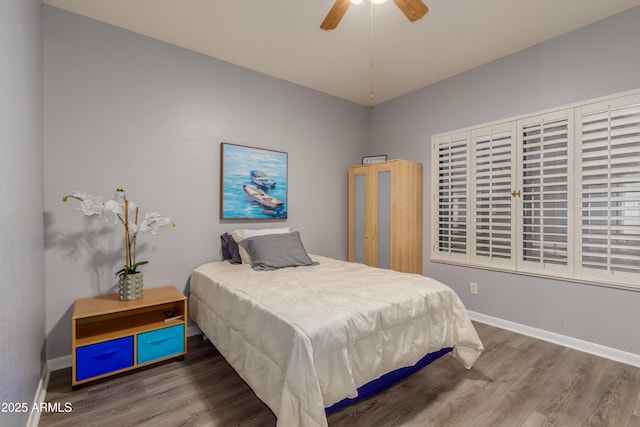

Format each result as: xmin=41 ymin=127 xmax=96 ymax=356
xmin=228 ymin=227 xmax=292 ymax=264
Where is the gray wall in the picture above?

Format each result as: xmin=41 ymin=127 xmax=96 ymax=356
xmin=370 ymin=7 xmax=640 ymax=355
xmin=43 ymin=6 xmax=369 ymax=360
xmin=0 ymin=0 xmax=45 ymax=425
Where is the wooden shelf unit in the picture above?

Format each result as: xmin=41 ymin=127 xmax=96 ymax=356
xmin=72 ymin=286 xmax=187 ymax=388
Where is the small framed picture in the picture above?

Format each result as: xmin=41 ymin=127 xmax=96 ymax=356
xmin=362 ymin=155 xmax=387 ymax=165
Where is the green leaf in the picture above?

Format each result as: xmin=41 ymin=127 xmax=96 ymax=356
xmin=114 ymin=260 xmax=149 ymax=278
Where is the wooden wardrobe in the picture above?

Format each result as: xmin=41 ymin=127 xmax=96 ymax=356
xmin=348 ymin=159 xmax=422 ymax=274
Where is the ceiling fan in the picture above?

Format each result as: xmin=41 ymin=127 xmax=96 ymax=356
xmin=321 ymin=0 xmax=428 ymax=30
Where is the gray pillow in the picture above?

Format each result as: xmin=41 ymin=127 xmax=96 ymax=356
xmin=238 ymin=231 xmax=317 ymax=271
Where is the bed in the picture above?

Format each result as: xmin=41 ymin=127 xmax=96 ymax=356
xmin=189 ymin=231 xmax=484 ymax=427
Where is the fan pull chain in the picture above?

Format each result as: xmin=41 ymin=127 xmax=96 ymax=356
xmin=369 ymin=0 xmax=375 ymax=106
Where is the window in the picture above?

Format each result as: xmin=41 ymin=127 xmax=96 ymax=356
xmin=432 ymin=90 xmax=640 ymax=290
xmin=470 ymin=123 xmax=516 ymax=269
xmin=518 ymin=111 xmax=572 ymax=277
xmin=576 ymin=95 xmax=640 ymax=285
xmin=434 ymin=132 xmax=469 ymax=262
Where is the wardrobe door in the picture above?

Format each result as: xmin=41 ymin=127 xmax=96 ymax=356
xmin=349 ymin=173 xmax=367 ymax=264
xmin=375 ymin=167 xmax=392 ymax=269
xmin=349 ymin=166 xmax=372 ymax=264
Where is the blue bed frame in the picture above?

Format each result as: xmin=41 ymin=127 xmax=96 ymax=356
xmin=325 ymin=347 xmax=453 ymax=414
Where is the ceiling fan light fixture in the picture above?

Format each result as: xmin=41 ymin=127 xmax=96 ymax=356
xmin=322 ymin=0 xmax=426 ymax=31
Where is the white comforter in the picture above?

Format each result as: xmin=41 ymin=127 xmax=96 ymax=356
xmin=189 ymin=255 xmax=483 ymax=427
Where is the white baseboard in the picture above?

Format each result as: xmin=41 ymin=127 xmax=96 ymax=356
xmin=26 ymin=362 xmax=51 ymax=427
xmin=47 ymin=355 xmax=72 ymax=372
xmin=469 ymin=311 xmax=640 ymax=368
xmin=47 ymin=325 xmax=203 ymax=371
xmin=187 ymin=325 xmax=201 ymax=337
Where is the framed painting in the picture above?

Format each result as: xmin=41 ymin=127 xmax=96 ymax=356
xmin=220 ymin=142 xmax=288 ymax=220
xmin=362 ymin=154 xmax=387 ymax=165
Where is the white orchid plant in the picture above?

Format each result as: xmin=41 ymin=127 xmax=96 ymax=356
xmin=63 ymin=188 xmax=175 ymax=279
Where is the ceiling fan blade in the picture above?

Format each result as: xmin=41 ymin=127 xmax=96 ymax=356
xmin=393 ymin=0 xmax=429 ymax=22
xmin=321 ymin=0 xmax=351 ymax=30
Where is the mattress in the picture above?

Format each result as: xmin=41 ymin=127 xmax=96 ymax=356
xmin=189 ymin=255 xmax=484 ymax=427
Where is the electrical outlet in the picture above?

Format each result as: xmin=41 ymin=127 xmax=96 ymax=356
xmin=470 ymin=282 xmax=478 ymax=295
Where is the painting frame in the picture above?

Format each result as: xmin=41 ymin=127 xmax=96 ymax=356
xmin=362 ymin=154 xmax=387 ymax=165
xmin=220 ymin=142 xmax=288 ymax=220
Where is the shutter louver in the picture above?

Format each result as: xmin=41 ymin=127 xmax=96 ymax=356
xmin=521 ymin=117 xmax=570 ymax=268
xmin=431 ymin=90 xmax=640 ymax=290
xmin=435 ymin=134 xmax=468 ymax=259
xmin=580 ymin=99 xmax=640 ymax=279
xmin=472 ymin=125 xmax=515 ymax=267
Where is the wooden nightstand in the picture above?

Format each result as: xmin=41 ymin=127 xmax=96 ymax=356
xmin=71 ymin=286 xmax=187 ymax=389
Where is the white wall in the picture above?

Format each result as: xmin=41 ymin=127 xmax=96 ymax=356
xmin=370 ymin=7 xmax=640 ymax=355
xmin=43 ymin=6 xmax=369 ymax=360
xmin=0 ymin=0 xmax=45 ymax=425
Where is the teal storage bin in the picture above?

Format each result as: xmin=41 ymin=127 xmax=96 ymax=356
xmin=76 ymin=336 xmax=133 ymax=381
xmin=137 ymin=324 xmax=184 ymax=364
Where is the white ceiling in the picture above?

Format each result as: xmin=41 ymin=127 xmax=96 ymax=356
xmin=44 ymin=0 xmax=640 ymax=106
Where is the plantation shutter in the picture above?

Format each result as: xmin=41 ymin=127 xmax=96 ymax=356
xmin=470 ymin=124 xmax=517 ymax=268
xmin=517 ymin=112 xmax=572 ymax=275
xmin=577 ymin=94 xmax=640 ymax=286
xmin=433 ymin=132 xmax=469 ymax=261
xmin=431 ymin=89 xmax=640 ymax=290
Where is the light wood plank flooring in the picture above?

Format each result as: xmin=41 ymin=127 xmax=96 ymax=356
xmin=40 ymin=322 xmax=640 ymax=427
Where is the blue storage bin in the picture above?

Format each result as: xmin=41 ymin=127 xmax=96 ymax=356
xmin=137 ymin=325 xmax=184 ymax=364
xmin=76 ymin=336 xmax=133 ymax=381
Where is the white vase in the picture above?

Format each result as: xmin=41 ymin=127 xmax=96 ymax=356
xmin=118 ymin=272 xmax=144 ymax=301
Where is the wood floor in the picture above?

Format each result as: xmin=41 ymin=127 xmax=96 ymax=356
xmin=40 ymin=322 xmax=640 ymax=427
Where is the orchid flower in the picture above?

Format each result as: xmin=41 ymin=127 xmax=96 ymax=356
xmin=63 ymin=188 xmax=174 ymax=278
xmin=78 ymin=198 xmax=104 ymax=216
